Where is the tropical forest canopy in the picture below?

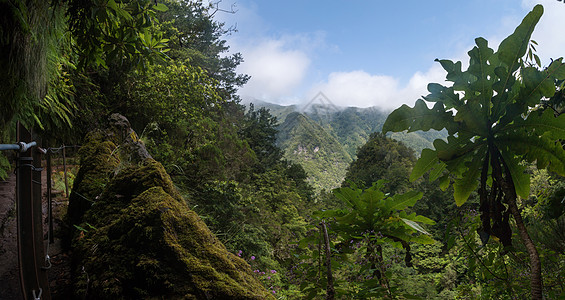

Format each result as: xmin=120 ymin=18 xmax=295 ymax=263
xmin=0 ymin=1 xmax=564 ymax=299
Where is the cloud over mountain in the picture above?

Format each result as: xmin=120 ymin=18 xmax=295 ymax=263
xmin=237 ymin=38 xmax=311 ymax=101
xmin=308 ymin=64 xmax=446 ymax=110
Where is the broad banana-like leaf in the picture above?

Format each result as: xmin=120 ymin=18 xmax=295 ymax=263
xmin=438 ymin=174 xmax=450 ymax=191
xmin=454 ymin=101 xmax=488 ymax=136
xmin=410 ymin=148 xmax=440 ymax=182
xmin=388 ymin=223 xmax=435 ymax=244
xmin=453 ymin=151 xmax=486 ymax=206
xmin=498 ymin=147 xmax=531 ymax=199
xmin=399 ymin=211 xmax=436 ymax=225
xmin=467 ymin=37 xmax=495 ymax=108
xmin=496 ymin=132 xmax=565 ymax=177
xmin=409 ymin=234 xmax=435 ymax=244
xmin=382 ymin=99 xmax=455 ymax=134
xmin=412 ymin=215 xmax=436 ymax=225
xmin=519 ymin=60 xmax=565 ymax=108
xmin=504 ymin=109 xmax=565 ymax=140
xmin=385 ymin=190 xmax=422 ymax=212
xmin=497 ymin=4 xmax=543 ymax=79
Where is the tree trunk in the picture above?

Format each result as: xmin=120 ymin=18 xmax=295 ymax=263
xmin=507 ymin=197 xmax=543 ymax=300
xmin=320 ymin=221 xmax=335 ymax=300
xmin=493 ymin=148 xmax=543 ymax=299
xmin=499 ymin=160 xmax=542 ymax=299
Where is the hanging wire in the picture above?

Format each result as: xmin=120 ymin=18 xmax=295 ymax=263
xmin=42 ymin=195 xmax=52 ymax=270
xmin=41 ymin=144 xmax=82 ymax=270
xmin=47 ymin=145 xmax=64 ymax=153
xmin=32 ymin=287 xmax=42 ymax=300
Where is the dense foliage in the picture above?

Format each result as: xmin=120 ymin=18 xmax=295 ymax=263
xmin=1 ymin=1 xmax=564 ymax=299
xmin=295 ymin=182 xmax=435 ymax=299
xmin=383 ymin=5 xmax=565 ymax=299
xmin=267 ymin=103 xmax=446 ymax=192
xmin=343 ymin=132 xmax=416 ymax=194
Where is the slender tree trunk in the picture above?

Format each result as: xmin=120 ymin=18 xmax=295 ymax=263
xmin=507 ymin=197 xmax=543 ymax=300
xmin=320 ymin=221 xmax=334 ymax=300
xmin=497 ymin=155 xmax=543 ymax=300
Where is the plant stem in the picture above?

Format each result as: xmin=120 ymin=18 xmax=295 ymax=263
xmin=320 ymin=221 xmax=334 ymax=300
xmin=497 ymin=152 xmax=543 ymax=300
xmin=507 ymin=198 xmax=543 ymax=300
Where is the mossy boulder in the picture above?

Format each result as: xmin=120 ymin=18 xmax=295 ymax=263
xmin=67 ymin=131 xmax=119 ymax=228
xmin=69 ymin=116 xmax=273 ymax=299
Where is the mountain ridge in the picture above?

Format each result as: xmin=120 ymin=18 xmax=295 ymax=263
xmin=249 ymin=100 xmax=446 ymax=192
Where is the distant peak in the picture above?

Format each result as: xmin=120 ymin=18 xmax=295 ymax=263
xmin=300 ymin=91 xmax=340 ymax=114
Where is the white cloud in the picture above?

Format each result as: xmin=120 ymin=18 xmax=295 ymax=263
xmin=309 ymin=0 xmax=565 ymax=111
xmin=222 ymin=1 xmax=565 ymax=110
xmin=308 ymin=64 xmax=447 ymax=110
xmin=235 ymin=38 xmax=311 ymax=102
xmin=212 ymin=1 xmax=324 ymax=104
xmin=521 ymin=0 xmax=565 ymax=65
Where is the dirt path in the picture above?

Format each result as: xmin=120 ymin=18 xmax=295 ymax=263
xmin=0 ymin=166 xmax=72 ymax=299
xmin=0 ymin=173 xmax=22 ymax=300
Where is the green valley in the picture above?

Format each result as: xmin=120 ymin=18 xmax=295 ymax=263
xmin=0 ymin=2 xmax=563 ymax=299
xmin=250 ymin=99 xmax=447 ymax=191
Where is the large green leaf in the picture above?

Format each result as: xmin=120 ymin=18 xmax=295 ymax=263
xmin=428 ymin=160 xmax=447 ymax=181
xmin=424 ymin=83 xmax=462 ymax=109
xmin=410 ymin=148 xmax=440 ymax=181
xmin=382 ymin=100 xmax=455 ymax=134
xmin=360 ymin=187 xmax=386 ymax=225
xmin=497 ymin=4 xmax=543 ymax=77
xmin=454 ymin=101 xmax=488 ymax=136
xmin=496 ymin=131 xmax=565 ymax=177
xmin=153 ymin=3 xmax=169 ymax=12
xmin=498 ymin=147 xmax=531 ymax=199
xmin=412 ymin=214 xmax=436 ymax=225
xmin=408 ymin=234 xmax=435 ymax=245
xmin=438 ymin=174 xmax=450 ymax=191
xmin=333 ymin=187 xmax=361 ymax=209
xmin=453 ymin=151 xmax=485 ymax=206
xmin=467 ymin=37 xmax=495 ymax=108
xmin=518 ymin=59 xmax=565 ymax=109
xmin=435 ymin=59 xmax=474 ymax=99
xmin=399 ymin=211 xmax=436 ymax=225
xmin=503 ymin=109 xmax=565 ymax=140
xmin=385 ymin=190 xmax=423 ymax=211
xmin=434 ymin=135 xmax=484 ymax=162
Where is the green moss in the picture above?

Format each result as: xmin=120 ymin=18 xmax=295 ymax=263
xmin=71 ymin=130 xmax=273 ymax=299
xmin=0 ymin=154 xmax=10 ymax=180
xmin=67 ymin=131 xmax=119 ymax=227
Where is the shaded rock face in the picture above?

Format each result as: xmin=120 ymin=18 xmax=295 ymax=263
xmin=68 ymin=115 xmax=272 ymax=299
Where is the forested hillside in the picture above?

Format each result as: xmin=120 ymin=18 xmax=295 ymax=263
xmin=0 ymin=1 xmax=563 ymax=300
xmin=250 ymin=100 xmax=447 ymax=191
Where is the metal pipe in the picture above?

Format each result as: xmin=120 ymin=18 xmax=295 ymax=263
xmin=19 ymin=141 xmax=36 ymax=152
xmin=0 ymin=141 xmax=37 ymax=152
xmin=0 ymin=144 xmax=20 ymax=151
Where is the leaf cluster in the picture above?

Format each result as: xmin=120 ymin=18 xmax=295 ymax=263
xmin=295 ymin=182 xmax=435 ymax=298
xmin=383 ymin=4 xmax=565 ymax=206
xmin=65 ymin=0 xmax=170 ymax=69
xmin=319 ymin=181 xmax=435 ymax=245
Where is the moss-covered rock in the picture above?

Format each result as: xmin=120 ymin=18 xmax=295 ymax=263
xmin=67 ymin=131 xmax=119 ymax=228
xmin=69 ymin=116 xmax=273 ymax=299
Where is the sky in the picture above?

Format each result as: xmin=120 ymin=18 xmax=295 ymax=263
xmin=212 ymin=0 xmax=565 ymax=110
